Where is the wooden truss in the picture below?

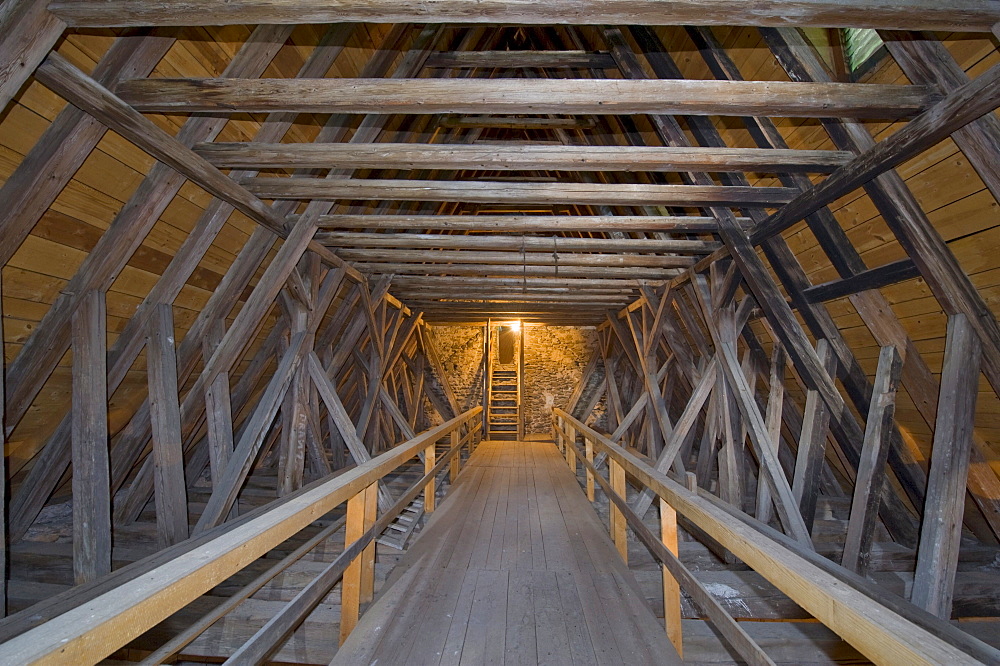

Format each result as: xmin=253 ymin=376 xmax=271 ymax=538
xmin=0 ymin=2 xmax=998 ymax=663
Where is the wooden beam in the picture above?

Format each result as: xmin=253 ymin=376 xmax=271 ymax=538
xmin=790 ymin=339 xmax=838 ymax=533
xmin=842 ymin=345 xmax=902 ymax=575
xmin=146 ymin=304 xmax=190 ymax=547
xmin=425 ymin=50 xmax=617 ymax=69
xmin=71 ymin=290 xmax=111 ymax=585
xmin=338 ymin=248 xmax=694 ymax=268
xmin=315 ymin=214 xmax=727 ymax=232
xmin=388 ymin=275 xmax=647 ymax=290
xmin=49 ymin=1 xmax=1000 ymax=31
xmin=912 ymin=314 xmax=982 ymax=619
xmin=194 ymin=332 xmax=310 ymax=533
xmin=0 ymin=31 xmax=173 ymax=266
xmin=3 ymin=24 xmax=294 ymax=448
xmin=245 ymin=178 xmax=797 ymax=206
xmin=197 ymin=142 xmax=853 ymax=173
xmin=801 ymin=258 xmax=920 ymax=303
xmin=750 ymin=60 xmax=1000 ymax=243
xmin=35 ymin=52 xmax=288 ymax=237
xmin=0 ymin=0 xmax=65 ymax=114
xmin=358 ymin=263 xmax=676 ymax=280
xmin=317 ymin=231 xmax=719 ymax=254
xmin=438 ymin=116 xmax=597 ymax=130
xmin=119 ymin=77 xmax=935 ymax=119
xmin=555 ymin=409 xmax=1000 ymax=666
xmin=0 ymin=409 xmax=481 ymax=665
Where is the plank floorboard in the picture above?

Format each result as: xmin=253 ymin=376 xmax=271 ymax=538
xmin=334 ymin=440 xmax=681 ymax=665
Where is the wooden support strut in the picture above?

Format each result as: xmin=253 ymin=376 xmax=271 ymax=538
xmin=556 ymin=409 xmax=998 ymax=666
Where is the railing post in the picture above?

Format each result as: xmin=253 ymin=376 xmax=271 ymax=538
xmin=565 ymin=422 xmax=576 ymax=471
xmin=585 ymin=435 xmax=595 ymax=502
xmin=340 ymin=481 xmax=377 ymax=645
xmin=609 ymin=458 xmax=628 ymax=564
xmin=425 ymin=440 xmax=436 ymax=513
xmin=450 ymin=428 xmax=461 ymax=483
xmin=554 ymin=414 xmax=563 ymax=452
xmin=660 ymin=497 xmax=683 ymax=656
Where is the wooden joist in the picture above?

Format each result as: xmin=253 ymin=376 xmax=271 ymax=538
xmin=387 ymin=275 xmax=647 ymax=290
xmin=244 ymin=178 xmax=797 ymax=206
xmin=353 ymin=262 xmax=678 ymax=280
xmin=316 ymin=232 xmax=719 ymax=254
xmin=424 ymin=50 xmax=617 ymax=69
xmin=438 ymin=116 xmax=597 ymax=130
xmin=315 ymin=214 xmax=728 ymax=232
xmin=118 ymin=78 xmax=936 ymax=119
xmin=196 ymin=142 xmax=854 ymax=173
xmin=337 ymin=248 xmax=694 ymax=272
xmin=800 ymin=258 xmax=921 ymax=303
xmin=48 ymin=0 xmax=1000 ymax=31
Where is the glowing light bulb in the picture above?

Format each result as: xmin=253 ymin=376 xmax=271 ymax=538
xmin=509 ymin=320 xmax=521 ymax=331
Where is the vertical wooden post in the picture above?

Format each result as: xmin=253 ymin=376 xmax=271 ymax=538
xmin=360 ymin=481 xmax=377 ymax=605
xmin=912 ymin=314 xmax=981 ymax=618
xmin=202 ymin=318 xmax=236 ymax=518
xmin=146 ymin=303 xmax=190 ymax=547
xmin=842 ymin=345 xmax=902 ymax=574
xmin=660 ymin=498 xmax=683 ymax=657
xmin=425 ymin=442 xmax=436 ymax=513
xmin=340 ymin=481 xmax=377 ymax=644
xmin=565 ymin=422 xmax=575 ymax=471
xmin=585 ymin=435 xmax=595 ymax=502
xmin=450 ymin=428 xmax=461 ymax=483
xmin=609 ymin=458 xmax=628 ymax=564
xmin=71 ymin=290 xmax=111 ymax=584
xmin=555 ymin=415 xmax=563 ymax=453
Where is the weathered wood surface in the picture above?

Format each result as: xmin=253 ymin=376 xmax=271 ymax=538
xmin=315 ymin=214 xmax=729 ymax=231
xmin=0 ymin=0 xmax=65 ymax=113
xmin=317 ymin=233 xmax=718 ymax=253
xmin=197 ymin=143 xmax=853 ymax=172
xmin=556 ymin=410 xmax=1000 ymax=666
xmin=425 ymin=50 xmax=617 ymax=69
xmin=244 ymin=178 xmax=797 ymax=206
xmin=334 ymin=440 xmax=682 ymax=665
xmin=49 ymin=0 xmax=1000 ymax=31
xmin=70 ymin=290 xmax=111 ymax=586
xmin=119 ymin=77 xmax=935 ymax=118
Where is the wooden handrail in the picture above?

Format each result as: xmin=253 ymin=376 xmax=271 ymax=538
xmin=0 ymin=407 xmax=482 ymax=665
xmin=552 ymin=408 xmax=997 ymax=666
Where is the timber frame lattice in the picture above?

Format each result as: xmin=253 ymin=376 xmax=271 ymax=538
xmin=0 ymin=2 xmax=999 ymax=664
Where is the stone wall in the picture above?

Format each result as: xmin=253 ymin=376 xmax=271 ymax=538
xmin=522 ymin=326 xmax=603 ymax=434
xmin=426 ymin=325 xmax=485 ymax=415
xmin=427 ymin=324 xmax=605 ymax=435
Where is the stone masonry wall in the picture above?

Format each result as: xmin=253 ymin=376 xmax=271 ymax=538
xmin=426 ymin=325 xmax=485 ymax=414
xmin=428 ymin=324 xmax=605 ymax=436
xmin=523 ymin=326 xmax=602 ymax=434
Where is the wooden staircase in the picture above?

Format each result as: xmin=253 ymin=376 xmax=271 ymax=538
xmin=487 ymin=366 xmax=519 ymax=440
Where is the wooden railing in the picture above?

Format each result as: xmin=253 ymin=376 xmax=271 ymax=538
xmin=552 ymin=408 xmax=997 ymax=666
xmin=0 ymin=407 xmax=482 ymax=665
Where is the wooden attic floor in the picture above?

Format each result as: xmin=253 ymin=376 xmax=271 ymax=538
xmin=6 ymin=438 xmax=1000 ymax=664
xmin=335 ymin=439 xmax=681 ymax=665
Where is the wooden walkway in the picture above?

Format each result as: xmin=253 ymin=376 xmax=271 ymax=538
xmin=334 ymin=440 xmax=682 ymax=665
